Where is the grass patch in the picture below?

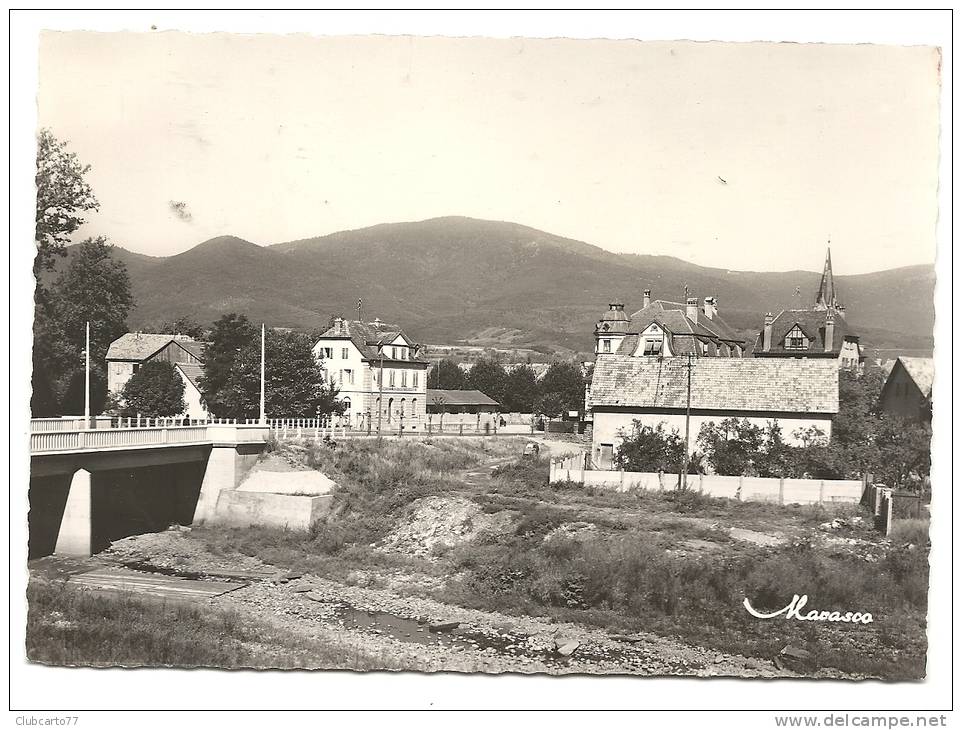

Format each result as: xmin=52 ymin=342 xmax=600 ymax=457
xmin=26 ymin=580 xmax=402 ymax=670
xmin=888 ymin=519 xmax=930 ymax=547
xmin=436 ymin=525 xmax=928 ymax=679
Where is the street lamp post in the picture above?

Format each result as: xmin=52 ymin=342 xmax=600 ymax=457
xmin=376 ymin=350 xmax=385 ymax=439
xmin=83 ymin=321 xmax=90 ymax=429
xmin=259 ymin=324 xmax=266 ymax=425
xmin=682 ymin=353 xmax=693 ymax=490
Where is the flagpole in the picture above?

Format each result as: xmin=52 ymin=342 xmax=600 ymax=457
xmin=84 ymin=321 xmax=90 ymax=429
xmin=259 ymin=323 xmax=266 ymax=425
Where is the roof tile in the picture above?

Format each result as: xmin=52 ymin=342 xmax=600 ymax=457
xmin=588 ymin=355 xmax=838 ymax=414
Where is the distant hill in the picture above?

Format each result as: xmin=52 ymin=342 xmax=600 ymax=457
xmin=53 ymin=217 xmax=935 ymax=357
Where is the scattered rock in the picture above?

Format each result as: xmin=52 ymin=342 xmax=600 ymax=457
xmin=375 ymin=497 xmax=514 ymax=558
xmin=543 ymin=522 xmax=598 ymax=543
xmin=429 ymin=621 xmax=460 ymax=633
xmin=776 ymin=645 xmax=816 ymax=672
xmin=556 ymin=640 xmax=580 ymax=657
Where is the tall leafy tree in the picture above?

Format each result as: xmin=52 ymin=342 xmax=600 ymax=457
xmin=44 ymin=237 xmax=133 ymax=415
xmin=34 ymin=129 xmax=99 ymax=285
xmin=873 ymin=414 xmax=932 ymax=489
xmin=538 ymin=361 xmax=586 ymax=415
xmin=199 ymin=313 xmax=256 ymax=416
xmin=466 ymin=357 xmax=507 ymax=403
xmin=502 ymin=364 xmax=539 ymax=412
xmin=429 ymin=359 xmax=467 ymax=390
xmin=154 ymin=316 xmax=207 ymax=340
xmin=32 ymin=129 xmax=102 ymax=416
xmin=218 ymin=329 xmax=343 ymax=419
xmin=697 ymin=418 xmax=766 ymax=476
xmin=120 ymin=361 xmax=186 ymax=418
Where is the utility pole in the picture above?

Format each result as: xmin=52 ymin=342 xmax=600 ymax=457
xmin=83 ymin=321 xmax=90 ymax=429
xmin=682 ymin=353 xmax=693 ymax=490
xmin=376 ymin=350 xmax=385 ymax=439
xmin=259 ymin=323 xmax=266 ymax=425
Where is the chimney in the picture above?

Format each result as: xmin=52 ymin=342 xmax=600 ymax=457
xmin=703 ymin=296 xmax=717 ymax=320
xmin=763 ymin=313 xmax=774 ymax=351
xmin=333 ymin=316 xmax=344 ymax=335
xmin=686 ymin=296 xmax=698 ymax=325
xmin=824 ymin=310 xmax=835 ymax=353
xmin=643 ymin=289 xmax=651 ymax=308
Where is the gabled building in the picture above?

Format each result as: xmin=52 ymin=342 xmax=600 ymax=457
xmin=105 ymin=333 xmax=208 ymax=419
xmin=754 ymin=248 xmax=863 ymax=369
xmin=312 ymin=317 xmax=429 ymax=431
xmin=879 ymin=356 xmax=934 ymax=423
xmin=594 ymin=292 xmax=747 ymax=358
xmin=587 ymin=356 xmax=839 ymax=469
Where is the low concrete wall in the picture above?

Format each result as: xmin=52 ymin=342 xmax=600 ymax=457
xmin=213 ymin=491 xmax=333 ymax=531
xmin=550 ymin=453 xmax=863 ymax=505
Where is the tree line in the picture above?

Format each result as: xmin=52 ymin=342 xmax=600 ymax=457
xmin=430 ymin=357 xmax=589 ymax=418
xmin=31 ymin=130 xmax=343 ymax=421
xmin=614 ymin=364 xmax=931 ymax=490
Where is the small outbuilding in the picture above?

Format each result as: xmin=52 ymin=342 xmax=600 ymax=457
xmin=426 ymin=389 xmax=501 ymax=431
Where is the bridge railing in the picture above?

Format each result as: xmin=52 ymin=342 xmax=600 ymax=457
xmin=30 ymin=417 xmax=249 ymax=433
xmin=29 ymin=423 xmax=267 ymax=454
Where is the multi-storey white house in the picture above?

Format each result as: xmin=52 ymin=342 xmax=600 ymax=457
xmin=312 ymin=318 xmax=429 ymax=432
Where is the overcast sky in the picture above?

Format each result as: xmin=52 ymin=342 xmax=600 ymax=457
xmin=37 ymin=32 xmax=940 ymax=274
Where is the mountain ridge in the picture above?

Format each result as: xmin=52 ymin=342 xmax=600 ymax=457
xmin=55 ymin=217 xmax=935 ymax=357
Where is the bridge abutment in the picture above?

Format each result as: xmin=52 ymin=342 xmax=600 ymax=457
xmin=192 ymin=443 xmax=264 ymax=524
xmin=54 ymin=469 xmax=92 ymax=556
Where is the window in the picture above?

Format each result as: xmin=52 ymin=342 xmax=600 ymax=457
xmin=318 ymin=347 xmax=333 ymax=359
xmin=389 ymin=370 xmax=396 ymax=387
xmin=133 ymin=364 xmax=140 ymax=373
xmin=392 ymin=347 xmax=397 ymax=359
xmin=602 ymin=339 xmax=611 ymax=353
xmin=387 ymin=398 xmax=394 ymax=422
xmin=341 ymin=347 xmax=349 ymax=359
xmin=412 ymin=372 xmax=419 ymax=388
xmin=401 ymin=371 xmax=408 ymax=387
xmin=642 ymin=338 xmax=662 ymax=356
xmin=785 ymin=325 xmax=808 ymax=350
xmin=344 ymin=369 xmax=354 ymax=385
xmin=412 ymin=398 xmax=417 ymax=417
xmin=701 ymin=341 xmax=709 ymax=356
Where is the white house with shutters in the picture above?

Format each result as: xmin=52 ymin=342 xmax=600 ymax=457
xmin=312 ymin=318 xmax=429 ymax=431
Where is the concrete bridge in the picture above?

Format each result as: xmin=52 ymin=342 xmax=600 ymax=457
xmin=28 ymin=421 xmax=269 ymax=558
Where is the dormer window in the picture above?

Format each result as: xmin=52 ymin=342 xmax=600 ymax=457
xmin=785 ymin=325 xmax=808 ymax=350
xmin=642 ymin=338 xmax=662 ymax=356
xmin=602 ymin=339 xmax=611 ymax=353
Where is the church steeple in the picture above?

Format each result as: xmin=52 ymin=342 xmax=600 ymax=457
xmin=814 ymin=245 xmax=839 ymax=312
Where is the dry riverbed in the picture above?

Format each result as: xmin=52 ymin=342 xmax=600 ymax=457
xmin=30 ymin=529 xmax=839 ymax=677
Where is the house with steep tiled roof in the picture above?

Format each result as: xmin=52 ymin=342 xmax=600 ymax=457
xmin=594 ymin=292 xmax=747 ymax=359
xmin=754 ymin=248 xmax=863 ymax=369
xmin=879 ymin=356 xmax=934 ymax=423
xmin=105 ymin=332 xmax=208 ymax=419
xmin=312 ymin=317 xmax=429 ymax=431
xmin=587 ymin=355 xmax=839 ymax=469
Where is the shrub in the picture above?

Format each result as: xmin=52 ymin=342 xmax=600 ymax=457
xmin=888 ymin=519 xmax=930 ymax=547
